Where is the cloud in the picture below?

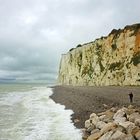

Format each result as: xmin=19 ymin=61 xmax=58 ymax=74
xmin=0 ymin=0 xmax=140 ymax=83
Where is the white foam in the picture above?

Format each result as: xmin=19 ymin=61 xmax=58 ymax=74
xmin=0 ymin=87 xmax=82 ymax=140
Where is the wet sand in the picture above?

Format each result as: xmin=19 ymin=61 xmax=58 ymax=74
xmin=50 ymin=86 xmax=140 ymax=128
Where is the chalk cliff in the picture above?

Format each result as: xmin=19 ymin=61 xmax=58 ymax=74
xmin=58 ymin=24 xmax=140 ymax=86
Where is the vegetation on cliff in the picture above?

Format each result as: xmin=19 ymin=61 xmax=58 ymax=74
xmin=59 ymin=23 xmax=140 ymax=86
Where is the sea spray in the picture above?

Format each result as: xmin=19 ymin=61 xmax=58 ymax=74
xmin=0 ymin=86 xmax=82 ymax=140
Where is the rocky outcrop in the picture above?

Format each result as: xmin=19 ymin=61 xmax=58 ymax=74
xmin=58 ymin=24 xmax=140 ymax=86
xmin=82 ymin=105 xmax=140 ymax=140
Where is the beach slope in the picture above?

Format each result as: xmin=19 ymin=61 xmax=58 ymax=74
xmin=51 ymin=86 xmax=140 ymax=128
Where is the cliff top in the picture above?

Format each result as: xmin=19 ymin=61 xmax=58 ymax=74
xmin=68 ymin=23 xmax=140 ymax=52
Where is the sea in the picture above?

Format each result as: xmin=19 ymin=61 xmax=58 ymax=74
xmin=0 ymin=83 xmax=82 ymax=140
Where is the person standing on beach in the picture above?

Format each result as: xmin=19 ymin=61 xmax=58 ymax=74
xmin=128 ymin=92 xmax=133 ymax=103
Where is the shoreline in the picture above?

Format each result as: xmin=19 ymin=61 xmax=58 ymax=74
xmin=50 ymin=85 xmax=140 ymax=128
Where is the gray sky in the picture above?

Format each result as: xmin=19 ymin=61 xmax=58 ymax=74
xmin=0 ymin=0 xmax=140 ymax=84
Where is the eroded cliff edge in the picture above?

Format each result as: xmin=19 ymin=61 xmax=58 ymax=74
xmin=58 ymin=24 xmax=140 ymax=86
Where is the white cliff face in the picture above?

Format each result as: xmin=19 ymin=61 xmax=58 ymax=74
xmin=58 ymin=24 xmax=140 ymax=86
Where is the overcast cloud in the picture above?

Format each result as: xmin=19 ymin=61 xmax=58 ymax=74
xmin=0 ymin=0 xmax=140 ymax=84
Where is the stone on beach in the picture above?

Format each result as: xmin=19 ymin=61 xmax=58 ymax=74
xmin=83 ymin=106 xmax=140 ymax=140
xmin=100 ymin=130 xmax=126 ymax=140
xmin=98 ymin=110 xmax=114 ymax=123
xmin=90 ymin=113 xmax=99 ymax=125
xmin=119 ymin=121 xmax=136 ymax=133
xmin=100 ymin=122 xmax=117 ymax=134
xmin=135 ymin=130 xmax=140 ymax=140
xmin=87 ymin=132 xmax=102 ymax=140
xmin=135 ymin=119 xmax=140 ymax=127
xmin=86 ymin=125 xmax=96 ymax=133
xmin=113 ymin=107 xmax=127 ymax=124
xmin=85 ymin=120 xmax=91 ymax=128
xmin=96 ymin=121 xmax=106 ymax=129
xmin=129 ymin=112 xmax=140 ymax=122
